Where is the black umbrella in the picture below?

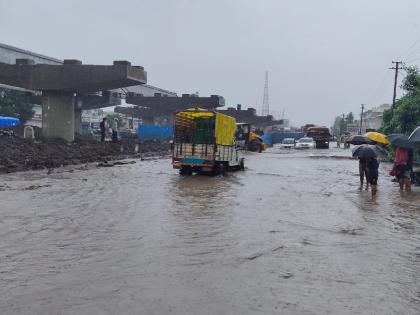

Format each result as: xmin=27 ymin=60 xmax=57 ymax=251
xmin=346 ymin=135 xmax=374 ymax=145
xmin=387 ymin=134 xmax=416 ymax=149
xmin=408 ymin=126 xmax=420 ymax=142
xmin=386 ymin=133 xmax=405 ymax=142
xmin=352 ymin=144 xmax=386 ymax=159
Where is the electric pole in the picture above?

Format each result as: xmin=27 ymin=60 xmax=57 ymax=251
xmin=390 ymin=61 xmax=402 ymax=108
xmin=359 ymin=104 xmax=365 ymax=134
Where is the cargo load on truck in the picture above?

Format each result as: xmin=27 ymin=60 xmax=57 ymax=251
xmin=172 ymin=108 xmax=244 ymax=175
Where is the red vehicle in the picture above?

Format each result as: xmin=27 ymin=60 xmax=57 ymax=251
xmin=302 ymin=124 xmax=316 ymax=135
xmin=306 ymin=126 xmax=331 ymax=149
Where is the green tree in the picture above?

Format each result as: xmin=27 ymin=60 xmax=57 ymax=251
xmin=381 ymin=67 xmax=420 ymax=134
xmin=346 ymin=112 xmax=354 ymax=124
xmin=0 ymin=88 xmax=35 ymax=124
xmin=106 ymin=113 xmax=124 ymax=129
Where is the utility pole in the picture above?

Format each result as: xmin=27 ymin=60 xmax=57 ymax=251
xmin=390 ymin=61 xmax=402 ymax=108
xmin=359 ymin=104 xmax=365 ymax=134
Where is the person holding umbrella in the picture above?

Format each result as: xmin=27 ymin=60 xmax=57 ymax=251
xmin=359 ymin=157 xmax=369 ymax=190
xmin=352 ymin=144 xmax=383 ymax=196
xmin=394 ymin=146 xmax=412 ymax=192
xmin=367 ymin=157 xmax=379 ymax=196
xmin=387 ymin=134 xmax=415 ymax=192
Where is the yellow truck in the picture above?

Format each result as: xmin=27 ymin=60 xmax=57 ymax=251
xmin=172 ymin=108 xmax=245 ymax=175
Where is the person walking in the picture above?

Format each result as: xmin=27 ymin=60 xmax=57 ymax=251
xmin=367 ymin=157 xmax=379 ymax=196
xmin=394 ymin=146 xmax=411 ymax=192
xmin=336 ymin=137 xmax=341 ymax=148
xmin=111 ymin=117 xmax=118 ymax=143
xmin=359 ymin=157 xmax=369 ymax=190
xmin=100 ymin=117 xmax=107 ymax=142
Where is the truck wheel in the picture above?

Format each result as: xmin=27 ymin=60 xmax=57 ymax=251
xmin=249 ymin=140 xmax=260 ymax=152
xmin=180 ymin=166 xmax=193 ymax=175
xmin=213 ymin=163 xmax=225 ymax=176
xmin=240 ymin=159 xmax=245 ymax=171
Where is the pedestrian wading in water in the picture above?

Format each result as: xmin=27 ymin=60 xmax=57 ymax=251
xmin=358 ymin=157 xmax=369 ymax=190
xmin=392 ymin=146 xmax=413 ymax=192
xmin=367 ymin=157 xmax=379 ymax=196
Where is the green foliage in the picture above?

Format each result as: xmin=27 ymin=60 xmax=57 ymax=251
xmin=401 ymin=66 xmax=420 ymax=95
xmin=331 ymin=112 xmax=354 ymax=136
xmin=381 ymin=68 xmax=420 ymax=135
xmin=106 ymin=113 xmax=124 ymax=129
xmin=0 ymin=88 xmax=35 ymax=124
xmin=346 ymin=112 xmax=354 ymax=124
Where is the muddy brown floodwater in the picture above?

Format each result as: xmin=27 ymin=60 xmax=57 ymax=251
xmin=1 ymin=147 xmax=420 ymax=314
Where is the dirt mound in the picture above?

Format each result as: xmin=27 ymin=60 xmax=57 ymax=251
xmin=0 ymin=135 xmax=170 ymax=174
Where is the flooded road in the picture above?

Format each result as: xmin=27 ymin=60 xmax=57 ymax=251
xmin=1 ymin=147 xmax=420 ymax=314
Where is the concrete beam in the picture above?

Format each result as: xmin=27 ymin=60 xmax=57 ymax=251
xmin=114 ymin=106 xmax=162 ymax=118
xmin=125 ymin=94 xmax=225 ymax=112
xmin=0 ymin=60 xmax=147 ymax=93
xmin=78 ymin=92 xmax=121 ymax=110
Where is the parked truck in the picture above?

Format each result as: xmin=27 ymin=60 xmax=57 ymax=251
xmin=172 ymin=108 xmax=244 ymax=175
xmin=306 ymin=126 xmax=331 ymax=149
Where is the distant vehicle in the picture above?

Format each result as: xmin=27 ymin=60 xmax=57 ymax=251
xmin=280 ymin=138 xmax=295 ymax=149
xmin=306 ymin=127 xmax=331 ymax=149
xmin=302 ymin=124 xmax=316 ymax=134
xmin=172 ymin=108 xmax=244 ymax=175
xmin=295 ymin=137 xmax=315 ymax=149
xmin=235 ymin=123 xmax=267 ymax=153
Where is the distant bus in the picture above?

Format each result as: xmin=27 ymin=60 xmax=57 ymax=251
xmin=306 ymin=127 xmax=331 ymax=149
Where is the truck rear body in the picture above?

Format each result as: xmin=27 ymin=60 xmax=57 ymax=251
xmin=306 ymin=127 xmax=331 ymax=149
xmin=172 ymin=108 xmax=243 ymax=173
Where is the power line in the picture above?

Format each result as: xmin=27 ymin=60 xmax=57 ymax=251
xmin=368 ymin=70 xmax=390 ymax=105
xmin=397 ymin=36 xmax=420 ymax=59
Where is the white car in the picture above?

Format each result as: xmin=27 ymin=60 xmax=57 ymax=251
xmin=280 ymin=138 xmax=295 ymax=149
xmin=295 ymin=137 xmax=315 ymax=149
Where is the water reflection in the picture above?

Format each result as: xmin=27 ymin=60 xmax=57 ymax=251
xmin=167 ymin=175 xmax=238 ymax=265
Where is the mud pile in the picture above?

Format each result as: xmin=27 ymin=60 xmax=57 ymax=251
xmin=0 ymin=135 xmax=171 ymax=173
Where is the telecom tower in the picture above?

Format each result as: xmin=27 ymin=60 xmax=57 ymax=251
xmin=262 ymin=71 xmax=269 ymax=116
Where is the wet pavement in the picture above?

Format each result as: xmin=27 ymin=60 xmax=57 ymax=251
xmin=1 ymin=147 xmax=420 ymax=314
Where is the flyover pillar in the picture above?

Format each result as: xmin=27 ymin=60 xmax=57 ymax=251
xmin=74 ymin=108 xmax=82 ymax=136
xmin=74 ymin=97 xmax=83 ymax=135
xmin=42 ymin=91 xmax=75 ymax=141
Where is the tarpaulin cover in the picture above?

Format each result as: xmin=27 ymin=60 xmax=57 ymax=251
xmin=215 ymin=112 xmax=236 ymax=145
xmin=175 ymin=108 xmax=237 ymax=145
xmin=137 ymin=124 xmax=173 ymax=140
xmin=0 ymin=116 xmax=20 ymax=127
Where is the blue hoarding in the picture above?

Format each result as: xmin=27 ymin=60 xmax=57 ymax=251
xmin=137 ymin=124 xmax=173 ymax=140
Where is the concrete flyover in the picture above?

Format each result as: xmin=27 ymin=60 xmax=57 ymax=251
xmin=118 ymin=93 xmax=226 ymax=125
xmin=0 ymin=59 xmax=147 ymax=141
xmin=125 ymin=93 xmax=225 ymax=112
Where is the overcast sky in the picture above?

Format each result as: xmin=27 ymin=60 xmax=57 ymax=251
xmin=1 ymin=0 xmax=420 ymax=126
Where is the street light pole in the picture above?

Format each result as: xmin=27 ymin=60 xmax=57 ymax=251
xmin=359 ymin=104 xmax=365 ymax=134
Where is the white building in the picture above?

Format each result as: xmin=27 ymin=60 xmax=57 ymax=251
xmin=361 ymin=104 xmax=390 ymax=133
